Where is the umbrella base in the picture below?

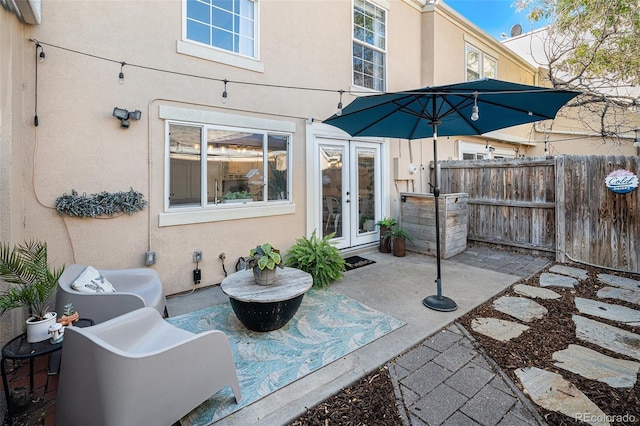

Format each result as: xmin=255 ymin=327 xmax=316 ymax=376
xmin=422 ymin=295 xmax=457 ymax=312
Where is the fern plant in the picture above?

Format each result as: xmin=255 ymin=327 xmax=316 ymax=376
xmin=0 ymin=240 xmax=64 ymax=320
xmin=284 ymin=230 xmax=345 ymax=289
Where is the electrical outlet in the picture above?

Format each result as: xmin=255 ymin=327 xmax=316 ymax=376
xmin=193 ymin=250 xmax=202 ymax=263
xmin=193 ymin=268 xmax=201 ymax=285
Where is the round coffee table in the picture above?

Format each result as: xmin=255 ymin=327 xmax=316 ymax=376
xmin=221 ymin=267 xmax=313 ymax=332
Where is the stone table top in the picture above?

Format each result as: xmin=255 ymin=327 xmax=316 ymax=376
xmin=221 ymin=267 xmax=313 ymax=303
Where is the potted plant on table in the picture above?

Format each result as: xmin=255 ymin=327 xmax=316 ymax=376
xmin=245 ymin=243 xmax=284 ymax=285
xmin=0 ymin=240 xmax=65 ymax=342
xmin=390 ymin=226 xmax=412 ymax=257
xmin=375 ymin=217 xmax=397 ymax=253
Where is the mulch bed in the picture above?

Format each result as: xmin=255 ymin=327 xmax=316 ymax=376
xmin=291 ymin=262 xmax=640 ymax=426
xmin=290 ymin=365 xmax=402 ymax=426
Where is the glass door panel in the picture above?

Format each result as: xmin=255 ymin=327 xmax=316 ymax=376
xmin=320 ymin=146 xmax=345 ymax=239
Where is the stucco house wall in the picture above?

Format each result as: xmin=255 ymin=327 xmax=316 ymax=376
xmin=2 ymin=0 xmax=624 ymax=342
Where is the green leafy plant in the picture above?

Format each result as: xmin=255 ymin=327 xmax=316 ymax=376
xmin=375 ymin=217 xmax=397 ymax=228
xmin=285 ymin=230 xmax=345 ymax=289
xmin=246 ymin=243 xmax=284 ymax=271
xmin=222 ymin=190 xmax=253 ymax=201
xmin=390 ymin=226 xmax=413 ymax=241
xmin=55 ymin=188 xmax=147 ymax=218
xmin=0 ymin=240 xmax=64 ymax=320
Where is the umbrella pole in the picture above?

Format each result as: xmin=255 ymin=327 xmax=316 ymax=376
xmin=423 ymin=125 xmax=457 ymax=312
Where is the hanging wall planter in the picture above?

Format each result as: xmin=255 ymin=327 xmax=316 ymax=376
xmin=55 ymin=188 xmax=147 ymax=218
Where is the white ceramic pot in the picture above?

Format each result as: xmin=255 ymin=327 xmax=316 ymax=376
xmin=26 ymin=312 xmax=57 ymax=343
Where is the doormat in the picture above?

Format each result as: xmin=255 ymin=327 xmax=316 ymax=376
xmin=166 ymin=288 xmax=404 ymax=425
xmin=344 ymin=255 xmax=376 ymax=271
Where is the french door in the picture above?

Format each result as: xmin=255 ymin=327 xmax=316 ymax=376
xmin=318 ymin=140 xmax=381 ymax=249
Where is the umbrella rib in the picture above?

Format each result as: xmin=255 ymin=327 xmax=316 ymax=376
xmin=337 ymin=94 xmax=417 ymax=136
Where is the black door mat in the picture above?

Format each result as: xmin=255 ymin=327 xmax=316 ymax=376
xmin=343 ymin=255 xmax=376 ymax=271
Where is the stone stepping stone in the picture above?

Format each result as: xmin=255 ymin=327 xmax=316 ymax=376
xmin=513 ymin=284 xmax=561 ymax=299
xmin=575 ymin=297 xmax=640 ymax=326
xmin=553 ymin=344 xmax=640 ymax=388
xmin=597 ymin=287 xmax=640 ymax=305
xmin=470 ymin=317 xmax=529 ymax=342
xmin=573 ymin=315 xmax=640 ymax=361
xmin=514 ymin=367 xmax=609 ymax=426
xmin=550 ymin=265 xmax=588 ymax=280
xmin=598 ymin=273 xmax=640 ymax=291
xmin=539 ymin=272 xmax=578 ymax=288
xmin=493 ymin=296 xmax=547 ymax=322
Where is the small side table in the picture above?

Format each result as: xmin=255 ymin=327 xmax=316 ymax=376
xmin=221 ymin=267 xmax=312 ymax=332
xmin=1 ymin=318 xmax=93 ymax=423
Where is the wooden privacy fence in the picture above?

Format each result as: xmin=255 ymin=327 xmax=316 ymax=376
xmin=435 ymin=155 xmax=639 ymax=273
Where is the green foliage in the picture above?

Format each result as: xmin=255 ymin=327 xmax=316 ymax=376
xmin=285 ymin=231 xmax=345 ymax=289
xmin=222 ymin=190 xmax=253 ymax=200
xmin=390 ymin=225 xmax=413 ymax=241
xmin=56 ymin=188 xmax=147 ymax=218
xmin=63 ymin=303 xmax=75 ymax=316
xmin=375 ymin=217 xmax=397 ymax=228
xmin=0 ymin=240 xmax=64 ymax=320
xmin=246 ymin=243 xmax=284 ymax=271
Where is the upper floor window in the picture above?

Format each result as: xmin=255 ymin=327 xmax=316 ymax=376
xmin=185 ymin=0 xmax=256 ymax=58
xmin=466 ymin=44 xmax=497 ymax=81
xmin=353 ymin=0 xmax=386 ymax=91
xmin=168 ymin=123 xmax=289 ymax=209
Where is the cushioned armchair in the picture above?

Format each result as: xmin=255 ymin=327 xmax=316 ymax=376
xmin=56 ymin=307 xmax=242 ymax=426
xmin=56 ymin=264 xmax=167 ymax=324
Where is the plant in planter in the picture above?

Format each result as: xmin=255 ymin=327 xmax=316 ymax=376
xmin=222 ymin=191 xmax=253 ymax=203
xmin=389 ymin=226 xmax=413 ymax=257
xmin=0 ymin=240 xmax=65 ymax=342
xmin=58 ymin=302 xmax=79 ymax=326
xmin=245 ymin=243 xmax=284 ymax=285
xmin=375 ymin=217 xmax=397 ymax=253
xmin=284 ymin=230 xmax=345 ymax=289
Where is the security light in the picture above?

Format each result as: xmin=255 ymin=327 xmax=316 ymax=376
xmin=112 ymin=107 xmax=142 ymax=128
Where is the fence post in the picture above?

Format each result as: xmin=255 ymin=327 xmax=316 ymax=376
xmin=555 ymin=155 xmax=566 ymax=263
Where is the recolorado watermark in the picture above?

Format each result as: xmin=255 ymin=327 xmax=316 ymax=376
xmin=576 ymin=413 xmax=637 ymax=423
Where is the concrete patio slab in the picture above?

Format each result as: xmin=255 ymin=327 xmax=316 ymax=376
xmin=210 ymin=250 xmax=524 ymax=425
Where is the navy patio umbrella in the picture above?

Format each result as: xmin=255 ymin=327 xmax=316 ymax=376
xmin=324 ymin=78 xmax=580 ymax=312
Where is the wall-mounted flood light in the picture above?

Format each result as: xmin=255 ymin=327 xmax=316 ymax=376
xmin=112 ymin=107 xmax=142 ymax=128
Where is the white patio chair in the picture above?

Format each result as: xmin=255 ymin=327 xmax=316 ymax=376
xmin=55 ymin=307 xmax=242 ymax=426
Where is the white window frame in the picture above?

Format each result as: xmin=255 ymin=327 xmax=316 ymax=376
xmin=159 ymin=106 xmax=295 ymax=227
xmin=465 ymin=43 xmax=497 ymax=81
xmin=352 ymin=0 xmax=387 ymax=92
xmin=178 ymin=0 xmax=264 ymax=73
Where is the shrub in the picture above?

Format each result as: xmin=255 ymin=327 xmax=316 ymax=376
xmin=285 ymin=231 xmax=345 ymax=289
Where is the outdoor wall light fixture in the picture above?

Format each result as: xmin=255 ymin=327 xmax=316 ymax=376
xmin=470 ymin=92 xmax=479 ymax=121
xmin=113 ymin=107 xmax=142 ymax=128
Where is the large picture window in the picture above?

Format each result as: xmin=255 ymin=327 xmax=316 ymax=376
xmin=466 ymin=44 xmax=497 ymax=81
xmin=185 ymin=0 xmax=256 ymax=58
xmin=353 ymin=0 xmax=386 ymax=91
xmin=168 ymin=123 xmax=290 ymax=209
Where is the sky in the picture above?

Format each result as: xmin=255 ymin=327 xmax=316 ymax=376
xmin=444 ymin=0 xmax=547 ymax=40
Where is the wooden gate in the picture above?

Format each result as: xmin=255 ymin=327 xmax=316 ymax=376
xmin=437 ymin=156 xmax=640 ymax=272
xmin=439 ymin=158 xmax=556 ymax=254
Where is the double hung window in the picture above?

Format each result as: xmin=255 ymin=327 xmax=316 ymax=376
xmin=353 ymin=0 xmax=386 ymax=91
xmin=185 ymin=0 xmax=256 ymax=58
xmin=466 ymin=44 xmax=497 ymax=81
xmin=168 ymin=123 xmax=290 ymax=209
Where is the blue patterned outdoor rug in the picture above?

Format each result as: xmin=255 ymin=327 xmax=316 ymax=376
xmin=166 ymin=288 xmax=405 ymax=425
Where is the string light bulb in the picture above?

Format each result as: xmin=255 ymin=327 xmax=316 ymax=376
xmin=38 ymin=46 xmax=45 ymax=63
xmin=336 ymin=90 xmax=344 ymax=116
xmin=222 ymin=79 xmax=228 ymax=104
xmin=118 ymin=62 xmax=125 ymax=85
xmin=470 ymin=92 xmax=479 ymax=121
